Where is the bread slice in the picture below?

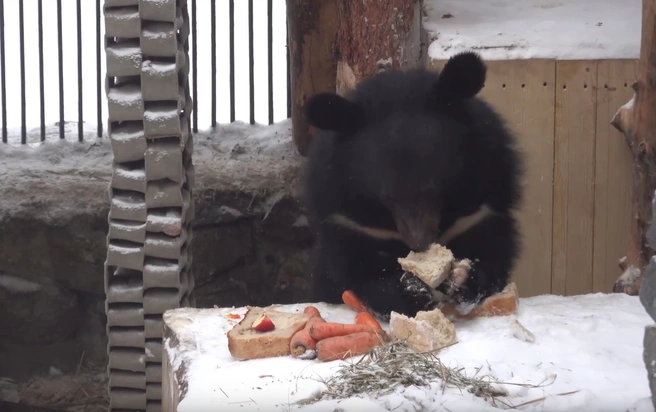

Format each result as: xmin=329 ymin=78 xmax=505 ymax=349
xmin=439 ymin=282 xmax=519 ymax=321
xmin=397 ymin=243 xmax=454 ymax=288
xmin=389 ymin=308 xmax=456 ymax=352
xmin=227 ymin=306 xmax=312 ymax=360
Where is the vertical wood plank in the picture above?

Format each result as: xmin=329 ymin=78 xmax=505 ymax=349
xmin=553 ymin=60 xmax=599 ymax=296
xmin=593 ymin=59 xmax=638 ymax=293
xmin=429 ymin=59 xmax=557 ymax=297
xmin=479 ymin=60 xmax=556 ymax=297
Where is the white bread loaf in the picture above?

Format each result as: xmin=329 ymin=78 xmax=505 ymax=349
xmin=389 ymin=308 xmax=456 ymax=352
xmin=397 ymin=243 xmax=454 ymax=288
xmin=227 ymin=306 xmax=312 ymax=360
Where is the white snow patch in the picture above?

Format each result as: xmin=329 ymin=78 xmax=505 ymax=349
xmin=108 ymin=84 xmax=142 ymax=105
xmin=108 ymin=244 xmax=141 ymax=255
xmin=144 ymin=262 xmax=180 ymax=273
xmin=624 ymin=95 xmax=637 ymax=110
xmin=112 ymin=196 xmax=146 ymax=211
xmin=142 ymin=26 xmax=171 ymax=40
xmin=165 ymin=293 xmax=652 ymax=412
xmin=0 ymin=119 xmax=296 ymax=220
xmin=144 ymin=106 xmax=177 ymax=121
xmin=115 ymin=166 xmax=147 ymax=179
xmin=629 ymin=397 xmax=656 ymax=412
xmin=108 ymin=44 xmax=141 ymax=58
xmin=423 ymin=0 xmax=642 ymax=61
xmin=617 ymin=265 xmax=643 ymax=289
xmin=142 ymin=60 xmax=177 ymax=75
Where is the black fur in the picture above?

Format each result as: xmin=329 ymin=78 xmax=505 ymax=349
xmin=302 ymin=51 xmax=524 ymax=320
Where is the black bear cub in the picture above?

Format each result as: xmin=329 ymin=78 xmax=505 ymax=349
xmin=302 ymin=51 xmax=524 ymax=321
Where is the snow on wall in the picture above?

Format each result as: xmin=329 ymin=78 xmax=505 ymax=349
xmin=0 ymin=120 xmax=298 ymax=221
xmin=0 ymin=119 xmax=295 ymax=171
xmin=423 ymin=0 xmax=642 ymax=61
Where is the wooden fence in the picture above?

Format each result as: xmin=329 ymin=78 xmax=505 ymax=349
xmin=430 ymin=59 xmax=637 ymax=298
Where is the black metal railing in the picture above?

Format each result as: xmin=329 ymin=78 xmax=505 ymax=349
xmin=0 ymin=0 xmax=291 ymax=145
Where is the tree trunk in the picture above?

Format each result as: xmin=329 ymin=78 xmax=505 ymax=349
xmin=335 ymin=0 xmax=424 ymax=95
xmin=286 ymin=0 xmax=338 ymax=156
xmin=610 ymin=0 xmax=656 ymax=295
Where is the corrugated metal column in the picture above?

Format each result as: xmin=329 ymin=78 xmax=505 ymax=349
xmin=102 ymin=0 xmax=195 ymax=410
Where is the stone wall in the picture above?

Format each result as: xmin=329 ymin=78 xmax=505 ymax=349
xmin=0 ymin=122 xmax=312 ymax=380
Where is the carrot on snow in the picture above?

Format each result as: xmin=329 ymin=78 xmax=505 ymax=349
xmin=341 ymin=290 xmax=368 ymax=313
xmin=290 ymin=321 xmax=320 ymax=358
xmin=316 ymin=331 xmax=386 ymax=362
xmin=308 ymin=322 xmax=384 ymax=341
xmin=303 ymin=306 xmax=322 ymax=318
xmin=290 ymin=306 xmax=326 ymax=359
xmin=355 ymin=311 xmax=383 ymax=330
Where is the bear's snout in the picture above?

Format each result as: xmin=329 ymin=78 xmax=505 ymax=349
xmin=392 ymin=206 xmax=440 ymax=252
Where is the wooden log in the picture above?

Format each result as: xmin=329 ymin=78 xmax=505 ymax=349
xmin=335 ymin=0 xmax=424 ymax=95
xmin=286 ymin=0 xmax=338 ymax=156
xmin=610 ymin=0 xmax=656 ymax=295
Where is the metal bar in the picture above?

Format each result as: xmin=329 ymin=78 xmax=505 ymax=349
xmin=0 ymin=0 xmax=8 ymax=143
xmin=38 ymin=0 xmax=45 ymax=141
xmin=191 ymin=0 xmax=198 ymax=133
xmin=228 ymin=0 xmax=235 ymax=123
xmin=77 ymin=0 xmax=83 ymax=142
xmin=57 ymin=0 xmax=64 ymax=139
xmin=19 ymin=0 xmax=26 ymax=144
xmin=267 ymin=0 xmax=273 ymax=125
xmin=248 ymin=0 xmax=254 ymax=125
xmin=96 ymin=0 xmax=102 ymax=138
xmin=210 ymin=0 xmax=216 ymax=128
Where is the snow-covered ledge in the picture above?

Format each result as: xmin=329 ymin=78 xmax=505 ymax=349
xmin=162 ymin=296 xmax=652 ymax=412
xmin=162 ymin=303 xmax=366 ymax=412
xmin=423 ymin=0 xmax=641 ymax=61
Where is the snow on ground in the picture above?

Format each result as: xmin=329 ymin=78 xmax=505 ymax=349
xmin=0 ymin=119 xmax=294 ymax=162
xmin=0 ymin=120 xmax=295 ymax=179
xmin=423 ymin=0 xmax=642 ymax=61
xmin=0 ymin=120 xmax=297 ymax=220
xmin=166 ymin=293 xmax=653 ymax=412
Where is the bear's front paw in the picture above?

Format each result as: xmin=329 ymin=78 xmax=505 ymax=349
xmin=400 ymin=271 xmax=435 ymax=309
xmin=443 ymin=258 xmax=472 ymax=296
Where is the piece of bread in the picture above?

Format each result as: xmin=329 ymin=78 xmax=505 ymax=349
xmin=397 ymin=243 xmax=454 ymax=288
xmin=389 ymin=308 xmax=456 ymax=352
xmin=227 ymin=306 xmax=312 ymax=360
xmin=438 ymin=282 xmax=519 ymax=321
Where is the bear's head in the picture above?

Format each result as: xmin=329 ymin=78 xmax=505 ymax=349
xmin=304 ymin=51 xmax=488 ymax=251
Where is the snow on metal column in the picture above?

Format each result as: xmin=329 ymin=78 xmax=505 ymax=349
xmin=103 ymin=0 xmax=195 ymax=411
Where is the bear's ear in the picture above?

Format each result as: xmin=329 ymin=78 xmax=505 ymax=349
xmin=430 ymin=51 xmax=486 ymax=101
xmin=305 ymin=92 xmax=367 ymax=135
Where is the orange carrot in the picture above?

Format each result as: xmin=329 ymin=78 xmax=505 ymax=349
xmin=303 ymin=306 xmax=322 ymax=318
xmin=308 ymin=322 xmax=381 ymax=341
xmin=316 ymin=331 xmax=386 ymax=362
xmin=290 ymin=325 xmax=320 ymax=358
xmin=290 ymin=307 xmax=326 ymax=359
xmin=355 ymin=311 xmax=383 ymax=330
xmin=342 ymin=290 xmax=367 ymax=313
